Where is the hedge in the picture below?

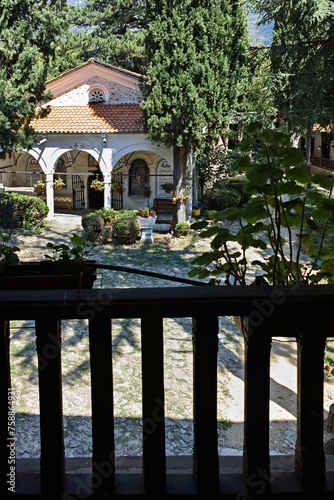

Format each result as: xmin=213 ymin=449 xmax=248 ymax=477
xmin=0 ymin=193 xmax=49 ymax=230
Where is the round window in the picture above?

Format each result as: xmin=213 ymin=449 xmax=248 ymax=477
xmin=90 ymin=89 xmax=105 ymax=102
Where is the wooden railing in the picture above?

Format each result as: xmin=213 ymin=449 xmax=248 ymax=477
xmin=1 ymin=284 xmax=334 ymax=498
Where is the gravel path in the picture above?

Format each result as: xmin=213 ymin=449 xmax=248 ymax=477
xmin=8 ymin=215 xmax=334 ymax=460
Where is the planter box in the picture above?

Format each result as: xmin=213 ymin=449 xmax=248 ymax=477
xmin=0 ymin=261 xmax=97 ymax=290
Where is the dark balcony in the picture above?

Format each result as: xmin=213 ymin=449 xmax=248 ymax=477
xmin=310 ymin=156 xmax=334 ymax=173
xmin=1 ymin=284 xmax=334 ymax=498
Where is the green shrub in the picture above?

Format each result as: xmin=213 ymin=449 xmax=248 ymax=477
xmin=82 ymin=213 xmax=104 ymax=242
xmin=175 ymin=222 xmax=190 ymax=237
xmin=82 ymin=209 xmax=140 ymax=243
xmin=0 ymin=193 xmax=49 ymax=230
xmin=112 ymin=216 xmax=141 ymax=245
xmin=203 ymin=180 xmax=241 ymax=211
xmin=227 ymin=176 xmax=251 ymax=206
xmin=94 ymin=208 xmax=116 ymax=220
xmin=113 ymin=209 xmax=138 ymax=221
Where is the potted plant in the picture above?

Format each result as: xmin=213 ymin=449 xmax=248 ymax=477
xmin=0 ymin=233 xmax=97 ymax=289
xmin=174 ymin=222 xmax=190 ymax=237
xmin=34 ymin=179 xmax=46 ymax=192
xmin=150 ymin=209 xmax=156 ymax=217
xmin=53 ymin=178 xmax=65 ymax=190
xmin=161 ymin=182 xmax=174 ymax=193
xmin=205 ymin=209 xmax=218 ymax=220
xmin=110 ymin=181 xmax=123 ymax=192
xmin=189 ymin=121 xmax=334 ymax=290
xmin=141 ymin=207 xmax=150 ymax=218
xmin=90 ymin=179 xmax=105 ymax=191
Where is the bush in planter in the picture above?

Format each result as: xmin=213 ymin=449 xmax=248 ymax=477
xmin=189 ymin=122 xmax=334 ymax=286
xmin=174 ymin=222 xmax=190 ymax=237
xmin=112 ymin=216 xmax=141 ymax=245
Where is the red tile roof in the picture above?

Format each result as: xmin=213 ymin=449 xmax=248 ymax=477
xmin=31 ymin=103 xmax=144 ymax=134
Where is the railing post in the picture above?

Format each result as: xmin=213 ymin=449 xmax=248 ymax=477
xmin=242 ymin=317 xmax=271 ymax=494
xmin=35 ymin=318 xmax=64 ymax=494
xmin=89 ymin=313 xmax=115 ymax=493
xmin=0 ymin=321 xmax=13 ymax=495
xmin=192 ymin=315 xmax=219 ymax=493
xmin=295 ymin=330 xmax=326 ymax=491
xmin=141 ymin=315 xmax=166 ymax=492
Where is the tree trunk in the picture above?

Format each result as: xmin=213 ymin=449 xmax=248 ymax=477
xmin=306 ymin=133 xmax=312 ymax=164
xmin=171 ymin=145 xmax=188 ymax=230
xmin=290 ymin=131 xmax=301 ymax=148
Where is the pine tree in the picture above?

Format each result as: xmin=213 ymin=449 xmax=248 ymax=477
xmin=49 ymin=0 xmax=146 ymax=77
xmin=250 ymin=0 xmax=334 ymax=136
xmin=0 ymin=0 xmax=68 ymax=157
xmin=142 ymin=0 xmax=249 ymax=224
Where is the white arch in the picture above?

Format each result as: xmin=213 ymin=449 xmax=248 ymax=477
xmin=26 ymin=149 xmax=48 ymax=173
xmin=112 ymin=143 xmax=173 ymax=169
xmin=49 ymin=146 xmax=107 ymax=172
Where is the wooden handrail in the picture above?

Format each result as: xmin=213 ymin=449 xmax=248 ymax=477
xmin=1 ymin=284 xmax=334 ymax=497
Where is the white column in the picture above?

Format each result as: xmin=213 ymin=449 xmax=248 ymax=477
xmin=103 ymin=172 xmax=111 ymax=208
xmin=46 ymin=172 xmax=54 ymax=219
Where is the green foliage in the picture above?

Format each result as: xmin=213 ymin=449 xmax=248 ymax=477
xmin=203 ymin=180 xmax=242 ymax=212
xmin=142 ymin=0 xmax=249 ymax=158
xmin=82 ymin=209 xmax=139 ymax=242
xmin=0 ymin=0 xmax=68 ymax=155
xmin=44 ymin=233 xmax=95 ymax=274
xmin=0 ymin=193 xmax=49 ymax=230
xmin=112 ymin=216 xmax=141 ymax=245
xmin=174 ymin=222 xmax=190 ymax=237
xmin=250 ymin=0 xmax=334 ymax=133
xmin=141 ymin=207 xmax=149 ymax=215
xmin=161 ymin=183 xmax=174 ymax=192
xmin=82 ymin=213 xmax=105 ymax=242
xmin=48 ymin=0 xmax=146 ymax=77
xmin=0 ymin=231 xmax=19 ymax=270
xmin=189 ymin=123 xmax=334 ymax=286
xmin=142 ymin=0 xmax=249 ymax=225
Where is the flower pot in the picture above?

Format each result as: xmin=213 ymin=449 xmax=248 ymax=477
xmin=39 ymin=187 xmax=44 ymax=192
xmin=57 ymin=185 xmax=62 ymax=190
xmin=150 ymin=211 xmax=156 ymax=217
xmin=165 ymin=190 xmax=171 ymax=193
xmin=144 ymin=212 xmax=149 ymax=218
xmin=0 ymin=261 xmax=97 ymax=290
xmin=115 ymin=188 xmax=120 ymax=193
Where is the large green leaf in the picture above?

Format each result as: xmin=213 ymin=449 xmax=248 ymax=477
xmin=311 ymin=174 xmax=332 ymax=189
xmin=285 ymin=166 xmax=312 ymax=183
xmin=199 ymin=226 xmax=219 ymax=238
xmin=191 ymin=220 xmax=208 ymax=230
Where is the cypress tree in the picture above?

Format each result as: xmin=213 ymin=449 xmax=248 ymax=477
xmin=0 ymin=0 xmax=68 ymax=157
xmin=142 ymin=0 xmax=249 ymax=224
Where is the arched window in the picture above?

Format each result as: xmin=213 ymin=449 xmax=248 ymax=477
xmin=88 ymin=85 xmax=109 ymax=103
xmin=55 ymin=158 xmax=67 ymax=188
xmin=89 ymin=89 xmax=105 ymax=102
xmin=129 ymin=159 xmax=149 ymax=196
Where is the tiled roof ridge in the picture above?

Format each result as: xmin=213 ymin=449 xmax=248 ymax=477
xmin=46 ymin=59 xmax=146 ymax=86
